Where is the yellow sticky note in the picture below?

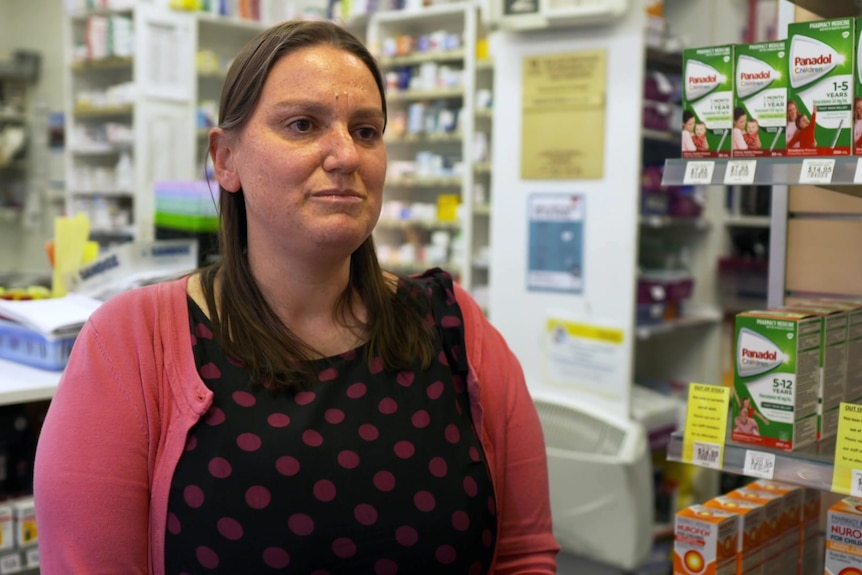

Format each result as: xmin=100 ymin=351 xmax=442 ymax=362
xmin=682 ymin=383 xmax=731 ymax=469
xmin=436 ymin=195 xmax=460 ymax=222
xmin=52 ymin=213 xmax=90 ymax=297
xmin=831 ymin=402 xmax=862 ymax=496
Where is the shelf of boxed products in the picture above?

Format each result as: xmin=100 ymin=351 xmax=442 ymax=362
xmin=0 ymin=359 xmax=60 ymax=407
xmin=667 ymin=430 xmax=838 ymax=493
xmin=662 ymin=157 xmax=862 ymax=199
xmin=636 ymin=307 xmax=723 ymax=340
xmin=379 ymin=49 xmax=465 ymax=67
xmin=786 ymin=0 xmax=858 ymax=19
xmin=384 ymin=132 xmax=462 ymax=145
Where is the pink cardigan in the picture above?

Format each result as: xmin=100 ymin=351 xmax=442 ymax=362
xmin=34 ymin=277 xmax=559 ymax=574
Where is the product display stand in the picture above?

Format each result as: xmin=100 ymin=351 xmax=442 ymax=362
xmin=663 ymin=1 xmax=862 ymax=570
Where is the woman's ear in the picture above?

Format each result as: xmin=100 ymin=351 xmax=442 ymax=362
xmin=210 ymin=128 xmax=241 ymax=193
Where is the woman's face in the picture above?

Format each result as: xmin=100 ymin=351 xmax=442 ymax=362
xmin=735 ymin=114 xmax=747 ymax=130
xmin=684 ymin=116 xmax=695 ymax=132
xmin=855 ymin=99 xmax=862 ymax=119
xmin=213 ymin=44 xmax=387 ymax=263
xmin=787 ymin=101 xmax=798 ymax=121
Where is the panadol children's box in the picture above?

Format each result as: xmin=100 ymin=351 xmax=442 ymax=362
xmin=682 ymin=45 xmax=734 ymax=159
xmin=733 ymin=311 xmax=821 ymax=451
xmin=733 ymin=41 xmax=787 ymax=157
xmin=787 ymin=18 xmax=855 ymax=156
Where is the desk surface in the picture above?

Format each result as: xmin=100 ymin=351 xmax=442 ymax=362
xmin=0 ymin=359 xmax=60 ymax=406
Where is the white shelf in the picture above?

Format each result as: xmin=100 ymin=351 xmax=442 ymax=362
xmin=725 ymin=215 xmax=771 ymax=229
xmin=68 ymin=188 xmax=134 ymax=197
xmin=194 ymin=11 xmax=267 ymax=32
xmin=70 ymin=56 xmax=133 ymax=72
xmin=386 ymin=176 xmax=462 ymax=188
xmin=387 ymin=87 xmax=464 ymax=102
xmin=0 ymin=359 xmax=60 ymax=406
xmin=0 ymin=112 xmax=26 ymax=123
xmin=639 ymin=215 xmax=710 ymax=230
xmin=636 ymin=309 xmax=722 ymax=340
xmin=72 ymin=104 xmax=134 ymax=118
xmin=376 ymin=218 xmax=460 ymax=230
xmin=642 ymin=129 xmax=677 ymax=144
xmin=663 ymin=157 xmax=862 ymax=199
xmin=379 ymin=49 xmax=465 ymax=67
xmin=474 ymin=108 xmax=493 ymax=119
xmin=384 ymin=132 xmax=462 ymax=144
xmin=667 ymin=431 xmax=836 ymax=493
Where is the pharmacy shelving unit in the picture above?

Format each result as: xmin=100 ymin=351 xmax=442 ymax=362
xmin=367 ymin=4 xmax=487 ymax=295
xmin=662 ymin=0 xmax=862 ymax=497
xmin=64 ymin=5 xmax=266 ymax=245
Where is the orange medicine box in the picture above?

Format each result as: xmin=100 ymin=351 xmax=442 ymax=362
xmin=746 ymin=480 xmax=803 ymax=574
xmin=725 ymin=488 xmax=784 ymax=571
xmin=826 ymin=497 xmax=862 ymax=575
xmin=674 ymin=504 xmax=739 ymax=575
xmin=704 ymin=496 xmax=765 ymax=574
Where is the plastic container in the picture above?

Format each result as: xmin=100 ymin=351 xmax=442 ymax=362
xmin=0 ymin=320 xmax=77 ymax=371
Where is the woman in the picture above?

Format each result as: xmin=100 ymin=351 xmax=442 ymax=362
xmin=681 ymin=109 xmax=697 ymax=153
xmin=786 ymin=99 xmax=799 ymax=146
xmin=732 ymin=107 xmax=748 ymax=152
xmin=33 ymin=20 xmax=559 ymax=574
xmin=853 ymin=97 xmax=862 ymax=148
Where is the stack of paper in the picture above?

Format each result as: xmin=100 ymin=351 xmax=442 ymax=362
xmin=0 ymin=293 xmax=103 ymax=336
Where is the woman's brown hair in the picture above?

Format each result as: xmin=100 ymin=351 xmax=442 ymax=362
xmin=200 ymin=19 xmax=436 ymax=391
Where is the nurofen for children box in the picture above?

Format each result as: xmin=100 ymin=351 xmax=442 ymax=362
xmin=674 ymin=504 xmax=738 ymax=575
xmin=782 ymin=305 xmax=848 ymax=440
xmin=734 ymin=41 xmax=787 ymax=157
xmin=787 ymin=18 xmax=855 ymax=156
xmin=726 ymin=488 xmax=784 ymax=571
xmin=801 ymin=488 xmax=822 ymax=574
xmin=704 ymin=496 xmax=765 ymax=574
xmin=746 ymin=480 xmax=803 ymax=574
xmin=733 ymin=311 xmax=821 ymax=451
xmin=826 ymin=497 xmax=862 ymax=575
xmin=682 ymin=45 xmax=734 ymax=159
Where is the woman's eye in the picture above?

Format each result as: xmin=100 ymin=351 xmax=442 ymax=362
xmin=288 ymin=119 xmax=313 ymax=133
xmin=355 ymin=126 xmax=380 ymax=141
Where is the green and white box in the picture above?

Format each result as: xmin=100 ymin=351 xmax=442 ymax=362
xmin=733 ymin=311 xmax=821 ymax=451
xmin=783 ymin=305 xmax=848 ymax=440
xmin=787 ymin=18 xmax=855 ymax=156
xmin=682 ymin=45 xmax=734 ymax=159
xmin=734 ymin=41 xmax=788 ymax=157
xmin=855 ymin=17 xmax=862 ymax=155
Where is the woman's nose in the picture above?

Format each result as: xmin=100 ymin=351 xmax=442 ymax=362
xmin=322 ymin=124 xmax=360 ymax=173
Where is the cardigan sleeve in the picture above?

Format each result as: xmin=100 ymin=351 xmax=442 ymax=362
xmin=454 ymin=285 xmax=560 ymax=574
xmin=34 ymin=308 xmax=152 ymax=574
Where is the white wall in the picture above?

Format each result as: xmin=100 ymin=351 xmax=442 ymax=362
xmin=0 ymin=0 xmax=66 ymax=278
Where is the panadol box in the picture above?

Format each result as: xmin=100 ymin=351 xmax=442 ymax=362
xmin=787 ymin=18 xmax=855 ymax=156
xmin=682 ymin=45 xmax=734 ymax=159
xmin=733 ymin=311 xmax=821 ymax=451
xmin=734 ymin=41 xmax=787 ymax=157
xmin=856 ymin=17 xmax=862 ymax=155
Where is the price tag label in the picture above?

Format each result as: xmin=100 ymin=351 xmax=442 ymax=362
xmin=832 ymin=403 xmax=862 ymax=495
xmin=799 ymin=158 xmax=836 ymax=184
xmin=724 ymin=160 xmax=757 ymax=185
xmin=743 ymin=449 xmax=776 ymax=479
xmin=683 ymin=161 xmax=715 ymax=185
xmin=682 ymin=383 xmax=731 ymax=470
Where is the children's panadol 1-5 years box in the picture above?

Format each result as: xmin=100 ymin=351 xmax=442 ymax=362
xmin=682 ymin=45 xmax=733 ymax=159
xmin=733 ymin=41 xmax=787 ymax=157
xmin=733 ymin=311 xmax=821 ymax=451
xmin=787 ymin=18 xmax=855 ymax=156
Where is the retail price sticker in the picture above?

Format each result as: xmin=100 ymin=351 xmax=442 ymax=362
xmin=832 ymin=402 xmax=862 ymax=496
xmin=682 ymin=383 xmax=730 ymax=470
xmin=742 ymin=449 xmax=775 ymax=479
xmin=798 ymin=158 xmax=835 ymax=185
xmin=724 ymin=160 xmax=757 ymax=185
xmin=682 ymin=161 xmax=715 ymax=185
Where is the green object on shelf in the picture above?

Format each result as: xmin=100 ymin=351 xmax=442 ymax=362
xmin=155 ymin=211 xmax=219 ymax=232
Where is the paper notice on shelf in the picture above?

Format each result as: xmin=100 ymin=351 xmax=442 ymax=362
xmin=542 ymin=316 xmax=626 ymax=402
xmin=832 ymin=402 xmax=862 ymax=496
xmin=681 ymin=383 xmax=730 ymax=470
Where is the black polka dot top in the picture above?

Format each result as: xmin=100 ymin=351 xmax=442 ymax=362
xmin=164 ymin=270 xmax=498 ymax=574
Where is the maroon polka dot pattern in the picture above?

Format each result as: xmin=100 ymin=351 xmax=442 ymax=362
xmin=165 ymin=270 xmax=497 ymax=573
